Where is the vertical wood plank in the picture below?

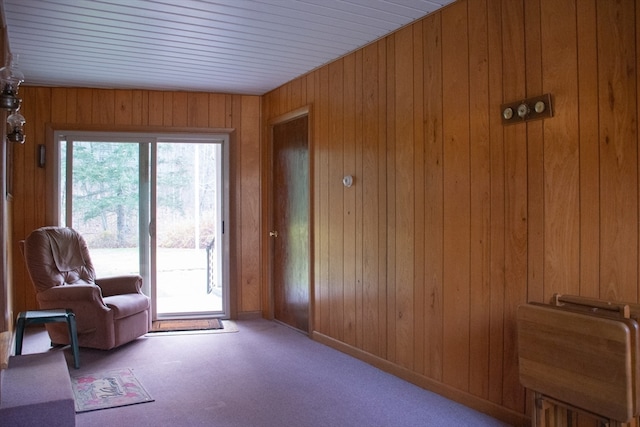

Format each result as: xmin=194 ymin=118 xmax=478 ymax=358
xmin=523 ymin=0 xmax=544 ymax=417
xmin=1 ymin=30 xmax=7 ymax=332
xmin=114 ymin=90 xmax=133 ymax=126
xmin=343 ymin=52 xmax=357 ymax=346
xmin=92 ymin=89 xmax=115 ymax=125
xmin=305 ymin=73 xmax=315 ymax=106
xmin=274 ymin=86 xmax=289 ymax=117
xmin=50 ymin=88 xmax=67 ymax=123
xmin=394 ymin=25 xmax=415 ymax=370
xmin=501 ymin=0 xmax=527 ymax=413
xmin=328 ymin=59 xmax=345 ymax=341
xmin=354 ymin=49 xmax=364 ymax=350
xmin=385 ymin=34 xmax=397 ymax=364
xmin=172 ymin=92 xmax=188 ymax=127
xmin=468 ymin=0 xmax=492 ymax=399
xmin=541 ymin=0 xmax=580 ymax=299
xmin=209 ymin=93 xmax=228 ymax=128
xmin=33 ymin=88 xmax=50 ymax=228
xmin=598 ymin=0 xmax=638 ymax=303
xmin=65 ymin=88 xmax=78 ymax=123
xmin=187 ymin=92 xmax=209 ymax=127
xmin=131 ymin=90 xmax=146 ymax=126
xmin=260 ymin=93 xmax=271 ymax=318
xmin=240 ymin=96 xmax=261 ymax=311
xmin=524 ymin=0 xmax=545 ymax=305
xmin=76 ymin=89 xmax=93 ymax=124
xmin=636 ymin=0 xmax=640 ymax=309
xmin=33 ymin=88 xmax=49 ymax=307
xmin=487 ymin=0 xmax=505 ymax=405
xmin=289 ymin=77 xmax=304 ymax=109
xmin=441 ymin=0 xmax=471 ymax=392
xmin=577 ymin=0 xmax=600 ymax=300
xmin=11 ymin=88 xmax=30 ymax=310
xmin=316 ymin=65 xmax=330 ymax=334
xmin=422 ymin=12 xmax=444 ymax=382
xmin=229 ymin=95 xmax=243 ymax=316
xmin=377 ymin=39 xmax=388 ymax=360
xmin=361 ymin=42 xmax=382 ymax=357
xmin=148 ymin=91 xmax=163 ymax=126
xmin=162 ymin=92 xmax=173 ymax=126
xmin=232 ymin=93 xmax=243 ymax=315
xmin=412 ymin=20 xmax=426 ymax=376
xmin=224 ymin=94 xmax=233 ymax=128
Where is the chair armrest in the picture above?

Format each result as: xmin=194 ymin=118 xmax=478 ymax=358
xmin=96 ymin=275 xmax=143 ymax=297
xmin=37 ymin=284 xmax=105 ymax=306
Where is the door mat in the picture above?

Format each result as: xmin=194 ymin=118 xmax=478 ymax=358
xmin=147 ymin=320 xmax=239 ymax=336
xmin=150 ymin=318 xmax=223 ymax=332
xmin=71 ymin=368 xmax=154 ymax=413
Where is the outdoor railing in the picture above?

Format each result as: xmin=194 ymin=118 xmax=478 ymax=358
xmin=206 ymin=238 xmax=215 ymax=294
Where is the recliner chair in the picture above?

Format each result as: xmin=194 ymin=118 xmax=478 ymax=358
xmin=21 ymin=226 xmax=150 ymax=350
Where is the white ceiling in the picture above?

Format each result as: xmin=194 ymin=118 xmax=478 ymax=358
xmin=2 ymin=0 xmax=454 ymax=95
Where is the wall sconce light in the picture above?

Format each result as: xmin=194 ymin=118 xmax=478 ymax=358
xmin=501 ymin=93 xmax=553 ymax=125
xmin=37 ymin=144 xmax=45 ymax=167
xmin=0 ymin=54 xmax=24 ymax=111
xmin=6 ymin=110 xmax=25 ymax=144
xmin=0 ymin=54 xmax=26 ymax=144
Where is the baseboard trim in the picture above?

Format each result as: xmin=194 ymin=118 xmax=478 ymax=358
xmin=236 ymin=311 xmax=263 ymax=320
xmin=312 ymin=331 xmax=529 ymax=427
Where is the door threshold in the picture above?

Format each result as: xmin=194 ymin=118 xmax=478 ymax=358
xmin=156 ymin=313 xmax=226 ymax=321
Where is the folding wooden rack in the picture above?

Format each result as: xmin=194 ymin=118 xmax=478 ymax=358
xmin=517 ymin=294 xmax=640 ymax=427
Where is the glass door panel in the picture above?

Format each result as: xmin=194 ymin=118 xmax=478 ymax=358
xmin=66 ymin=141 xmax=142 ymax=278
xmin=155 ymin=142 xmax=223 ymax=316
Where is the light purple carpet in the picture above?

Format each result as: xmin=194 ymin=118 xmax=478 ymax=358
xmin=21 ymin=319 xmax=511 ymax=426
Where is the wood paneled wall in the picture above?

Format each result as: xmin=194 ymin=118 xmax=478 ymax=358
xmin=263 ymin=0 xmax=640 ymax=424
xmin=0 ymin=27 xmax=8 ymax=333
xmin=10 ymin=87 xmax=262 ymax=318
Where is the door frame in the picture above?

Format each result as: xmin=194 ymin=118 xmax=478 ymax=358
xmin=265 ymin=105 xmax=313 ymax=333
xmin=48 ymin=129 xmax=232 ymax=320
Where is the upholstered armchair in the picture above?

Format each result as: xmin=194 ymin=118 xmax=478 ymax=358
xmin=21 ymin=226 xmax=150 ymax=350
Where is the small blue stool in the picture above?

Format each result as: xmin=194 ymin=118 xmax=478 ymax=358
xmin=15 ymin=309 xmax=80 ymax=369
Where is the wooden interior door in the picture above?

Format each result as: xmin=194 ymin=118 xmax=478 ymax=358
xmin=271 ymin=115 xmax=309 ymax=332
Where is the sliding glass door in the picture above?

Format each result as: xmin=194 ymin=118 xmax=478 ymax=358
xmin=57 ymin=132 xmax=229 ymax=320
xmin=153 ymin=141 xmax=224 ymax=315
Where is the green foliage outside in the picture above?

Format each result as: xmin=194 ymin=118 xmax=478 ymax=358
xmin=69 ymin=141 xmax=217 ymax=249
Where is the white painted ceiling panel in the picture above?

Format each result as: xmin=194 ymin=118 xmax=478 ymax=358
xmin=2 ymin=0 xmax=455 ymax=95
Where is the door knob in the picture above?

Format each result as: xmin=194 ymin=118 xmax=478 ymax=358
xmin=269 ymin=230 xmax=278 ymax=237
